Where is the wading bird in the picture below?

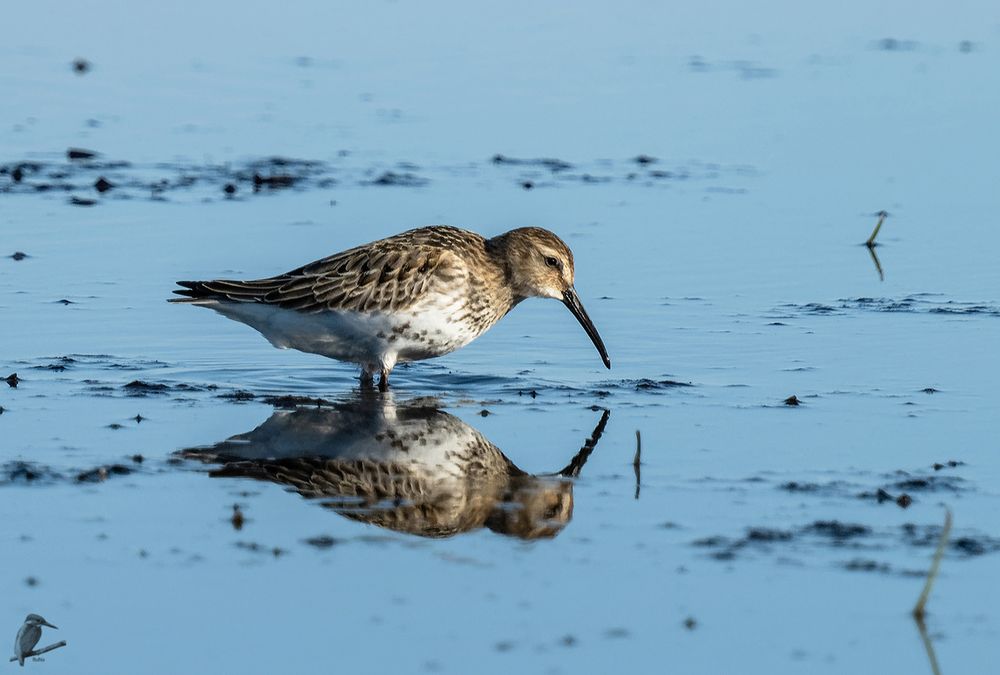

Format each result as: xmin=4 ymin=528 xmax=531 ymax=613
xmin=172 ymin=226 xmax=610 ymax=389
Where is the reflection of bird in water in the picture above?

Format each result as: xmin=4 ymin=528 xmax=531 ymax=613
xmin=180 ymin=394 xmax=608 ymax=540
xmin=14 ymin=614 xmax=57 ymax=667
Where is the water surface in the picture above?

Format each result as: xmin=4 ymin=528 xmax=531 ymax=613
xmin=2 ymin=1 xmax=999 ymax=672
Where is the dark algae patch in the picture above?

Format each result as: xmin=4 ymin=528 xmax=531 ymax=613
xmin=123 ymin=380 xmax=170 ymax=395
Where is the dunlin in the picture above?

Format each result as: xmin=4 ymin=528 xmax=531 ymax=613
xmin=172 ymin=226 xmax=610 ymax=389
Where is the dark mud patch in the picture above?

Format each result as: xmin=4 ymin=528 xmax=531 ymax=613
xmin=490 ymin=155 xmax=755 ymax=190
xmin=687 ymin=56 xmax=778 ymax=79
xmin=67 ymin=148 xmax=98 ymax=160
xmin=584 ymin=378 xmax=694 ymax=397
xmin=115 ymin=379 xmax=211 ymax=397
xmin=2 ymin=460 xmax=137 ymax=486
xmin=30 ymin=357 xmax=77 ymax=372
xmin=3 ymin=153 xmax=757 ymax=203
xmin=1 ymin=461 xmax=63 ymax=485
xmin=123 ymin=380 xmax=170 ymax=396
xmin=215 ymin=390 xmax=336 ymax=408
xmin=777 ymin=461 xmax=967 ymax=508
xmin=887 ymin=472 xmax=965 ymax=493
xmin=900 ymin=523 xmax=1000 ymax=557
xmin=218 ymin=390 xmax=257 ymax=402
xmin=75 ymin=463 xmax=133 ymax=483
xmin=632 ymin=378 xmax=694 ymax=391
xmin=235 ymin=541 xmax=287 ymax=557
xmin=364 ymin=171 xmax=429 ymax=187
xmin=261 ymin=394 xmax=336 ymax=408
xmin=695 ymin=519 xmax=1000 ymax=566
xmin=782 ymin=296 xmax=1000 ymax=319
xmin=491 ymin=154 xmax=573 ymax=172
xmin=778 ymin=480 xmax=850 ymax=496
xmin=874 ymin=38 xmax=920 ymax=52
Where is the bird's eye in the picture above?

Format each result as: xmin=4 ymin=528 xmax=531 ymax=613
xmin=544 ymin=256 xmax=559 ymax=268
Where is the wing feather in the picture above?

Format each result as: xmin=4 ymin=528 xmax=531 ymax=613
xmin=171 ymin=226 xmax=478 ymax=313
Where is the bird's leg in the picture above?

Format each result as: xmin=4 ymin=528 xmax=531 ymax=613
xmin=360 ymin=369 xmax=374 ymax=388
xmin=378 ymin=368 xmax=390 ymax=392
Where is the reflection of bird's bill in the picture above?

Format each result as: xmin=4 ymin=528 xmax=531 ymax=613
xmin=553 ymin=408 xmax=610 ymax=478
xmin=562 ymin=287 xmax=611 ymax=369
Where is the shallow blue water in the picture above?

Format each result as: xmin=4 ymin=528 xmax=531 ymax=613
xmin=3 ymin=2 xmax=1000 ymax=673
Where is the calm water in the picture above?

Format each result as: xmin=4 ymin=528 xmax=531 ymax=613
xmin=3 ymin=2 xmax=1000 ymax=672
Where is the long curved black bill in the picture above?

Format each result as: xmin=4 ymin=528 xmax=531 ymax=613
xmin=562 ymin=287 xmax=611 ymax=369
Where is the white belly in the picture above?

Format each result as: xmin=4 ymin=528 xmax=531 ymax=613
xmin=200 ymin=300 xmax=480 ymax=370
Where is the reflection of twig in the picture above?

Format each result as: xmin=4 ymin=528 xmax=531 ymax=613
xmin=557 ymin=408 xmax=611 ymax=478
xmin=867 ymin=244 xmax=885 ymax=281
xmin=633 ymin=430 xmax=642 ymax=500
xmin=914 ymin=507 xmax=952 ymax=619
xmin=910 ymin=508 xmax=951 ymax=675
xmin=867 ymin=210 xmax=888 ymax=247
xmin=8 ymin=640 xmax=67 ymax=662
xmin=914 ymin=615 xmax=943 ymax=675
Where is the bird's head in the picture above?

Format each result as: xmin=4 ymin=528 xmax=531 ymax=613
xmin=499 ymin=227 xmax=577 ymax=300
xmin=485 ymin=478 xmax=575 ymax=540
xmin=24 ymin=614 xmax=57 ymax=629
xmin=492 ymin=227 xmax=610 ymax=369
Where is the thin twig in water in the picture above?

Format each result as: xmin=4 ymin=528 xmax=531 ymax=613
xmin=914 ymin=615 xmax=943 ymax=675
xmin=633 ymin=430 xmax=642 ymax=500
xmin=913 ymin=507 xmax=952 ymax=620
xmin=866 ymin=210 xmax=888 ymax=247
xmin=8 ymin=640 xmax=67 ymax=662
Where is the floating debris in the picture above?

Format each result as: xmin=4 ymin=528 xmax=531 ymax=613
xmin=231 ymin=505 xmax=245 ymax=530
xmin=491 ymin=154 xmax=572 ymax=172
xmin=304 ymin=535 xmax=339 ymax=549
xmin=123 ymin=380 xmax=170 ymax=395
xmin=75 ymin=464 xmax=132 ymax=483
xmin=876 ymin=38 xmax=919 ymax=52
xmin=252 ymin=173 xmax=296 ymax=190
xmin=366 ymin=171 xmax=429 ymax=187
xmin=219 ymin=390 xmax=256 ymax=402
